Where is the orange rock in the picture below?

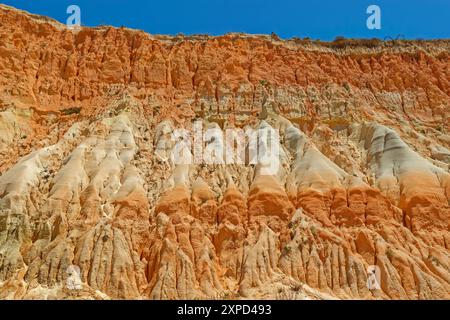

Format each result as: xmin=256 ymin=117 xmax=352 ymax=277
xmin=0 ymin=4 xmax=449 ymax=300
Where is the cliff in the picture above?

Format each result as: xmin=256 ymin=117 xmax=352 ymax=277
xmin=0 ymin=4 xmax=449 ymax=299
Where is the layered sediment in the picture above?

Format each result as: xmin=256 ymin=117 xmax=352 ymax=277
xmin=0 ymin=4 xmax=449 ymax=299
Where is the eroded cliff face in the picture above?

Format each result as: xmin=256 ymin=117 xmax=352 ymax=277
xmin=0 ymin=5 xmax=449 ymax=300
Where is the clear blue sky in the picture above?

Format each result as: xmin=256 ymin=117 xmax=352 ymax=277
xmin=2 ymin=0 xmax=450 ymax=40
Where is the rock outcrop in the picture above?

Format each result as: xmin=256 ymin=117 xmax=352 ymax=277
xmin=0 ymin=5 xmax=449 ymax=300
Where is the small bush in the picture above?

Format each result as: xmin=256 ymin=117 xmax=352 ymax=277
xmin=330 ymin=37 xmax=382 ymax=49
xmin=61 ymin=107 xmax=81 ymax=115
xmin=271 ymin=32 xmax=281 ymax=41
xmin=291 ymin=283 xmax=304 ymax=292
xmin=430 ymin=255 xmax=441 ymax=266
xmin=386 ymin=248 xmax=394 ymax=260
xmin=282 ymin=245 xmax=292 ymax=256
xmin=288 ymin=221 xmax=295 ymax=229
xmin=343 ymin=82 xmax=351 ymax=91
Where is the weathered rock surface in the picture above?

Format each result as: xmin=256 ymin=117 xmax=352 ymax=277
xmin=0 ymin=5 xmax=449 ymax=300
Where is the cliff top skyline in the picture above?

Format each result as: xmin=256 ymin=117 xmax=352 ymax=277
xmin=2 ymin=0 xmax=450 ymax=40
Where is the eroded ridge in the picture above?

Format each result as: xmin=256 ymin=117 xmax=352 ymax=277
xmin=0 ymin=5 xmax=449 ymax=300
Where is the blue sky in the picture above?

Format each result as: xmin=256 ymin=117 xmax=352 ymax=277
xmin=2 ymin=0 xmax=450 ymax=40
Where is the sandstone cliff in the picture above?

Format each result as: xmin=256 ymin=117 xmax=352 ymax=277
xmin=0 ymin=4 xmax=449 ymax=300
